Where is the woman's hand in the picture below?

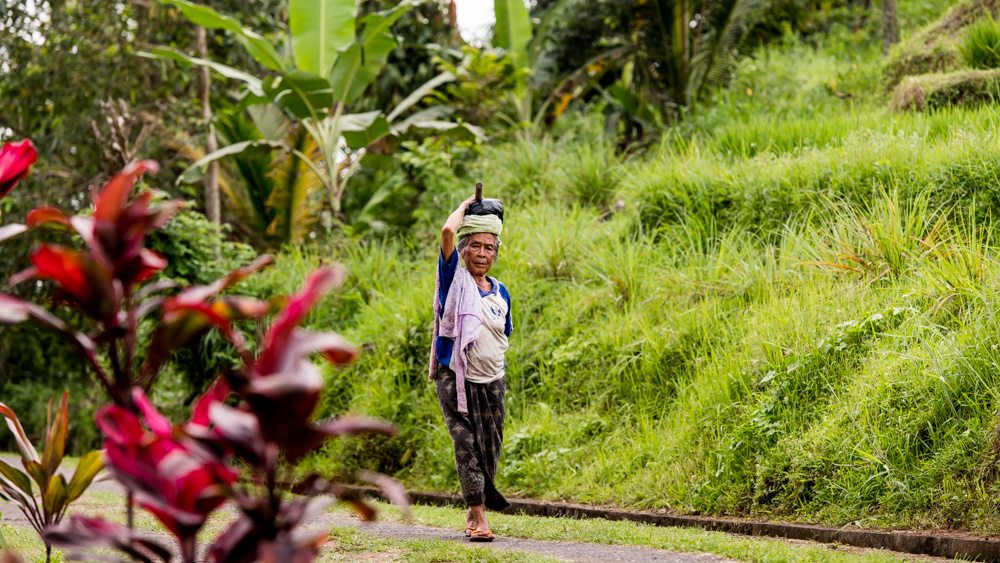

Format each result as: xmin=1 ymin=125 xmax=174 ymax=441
xmin=441 ymin=195 xmax=476 ymax=260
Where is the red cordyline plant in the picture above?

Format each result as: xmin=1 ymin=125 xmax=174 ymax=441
xmin=0 ymin=151 xmax=407 ymax=562
xmin=0 ymin=139 xmax=37 ymax=243
xmin=46 ymin=268 xmax=407 ymax=562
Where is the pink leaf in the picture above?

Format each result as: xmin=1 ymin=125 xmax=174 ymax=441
xmin=257 ymin=266 xmax=345 ymax=375
xmin=92 ymin=160 xmax=159 ymax=221
xmin=0 ymin=223 xmax=27 ymax=243
xmin=131 ymin=388 xmax=171 ymax=437
xmin=358 ymin=470 xmax=411 ymax=516
xmin=0 ymin=139 xmax=37 ymax=199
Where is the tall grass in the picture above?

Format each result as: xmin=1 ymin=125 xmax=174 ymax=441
xmin=960 ymin=13 xmax=1000 ymax=69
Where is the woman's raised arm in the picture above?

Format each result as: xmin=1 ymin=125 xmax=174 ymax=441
xmin=441 ymin=195 xmax=476 ymax=260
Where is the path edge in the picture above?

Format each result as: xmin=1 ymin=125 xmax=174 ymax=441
xmin=341 ymin=485 xmax=1000 ymax=561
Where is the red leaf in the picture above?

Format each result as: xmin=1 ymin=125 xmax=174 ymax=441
xmin=189 ymin=378 xmax=229 ymax=428
xmin=210 ymin=516 xmax=258 ymax=563
xmin=131 ymin=389 xmax=171 ymax=438
xmin=19 ymin=245 xmax=118 ymax=323
xmin=0 ymin=139 xmax=37 ymax=199
xmin=316 ymin=416 xmax=397 ymax=438
xmin=358 ymin=470 xmax=410 ymax=517
xmin=93 ymin=160 xmax=158 ymax=221
xmin=0 ymin=293 xmax=101 ymax=364
xmin=95 ymin=406 xmax=145 ymax=445
xmin=257 ymin=266 xmax=345 ymax=375
xmin=174 ymin=255 xmax=275 ymax=305
xmin=285 ymin=329 xmax=360 ymax=369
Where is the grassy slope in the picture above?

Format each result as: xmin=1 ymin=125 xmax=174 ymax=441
xmin=243 ymin=1 xmax=1000 ymax=535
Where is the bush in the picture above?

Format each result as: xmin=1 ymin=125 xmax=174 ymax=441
xmin=881 ymin=0 xmax=997 ymax=89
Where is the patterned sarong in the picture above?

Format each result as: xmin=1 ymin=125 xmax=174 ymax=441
xmin=435 ymin=364 xmax=510 ymax=510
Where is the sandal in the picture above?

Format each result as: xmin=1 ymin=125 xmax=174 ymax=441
xmin=464 ymin=526 xmax=476 ymax=537
xmin=469 ymin=529 xmax=495 ymax=542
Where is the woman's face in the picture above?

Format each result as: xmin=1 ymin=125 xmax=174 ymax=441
xmin=462 ymin=233 xmax=496 ymax=277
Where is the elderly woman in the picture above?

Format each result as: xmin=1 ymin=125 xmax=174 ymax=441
xmin=429 ymin=195 xmax=512 ymax=542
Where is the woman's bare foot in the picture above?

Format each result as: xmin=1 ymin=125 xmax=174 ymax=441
xmin=467 ymin=504 xmax=493 ymax=541
xmin=464 ymin=507 xmax=476 ymax=536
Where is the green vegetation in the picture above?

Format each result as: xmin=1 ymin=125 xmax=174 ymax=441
xmin=891 ymin=68 xmax=1000 ymax=111
xmin=278 ymin=24 xmax=1000 ymax=535
xmin=960 ymin=12 xmax=1000 ymax=69
xmin=882 ymin=0 xmax=995 ymax=89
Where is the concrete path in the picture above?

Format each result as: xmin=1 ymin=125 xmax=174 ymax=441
xmin=314 ymin=512 xmax=739 ymax=563
xmin=0 ymin=456 xmax=737 ymax=563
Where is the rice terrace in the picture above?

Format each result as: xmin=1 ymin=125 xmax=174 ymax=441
xmin=4 ymin=0 xmax=1000 ymax=561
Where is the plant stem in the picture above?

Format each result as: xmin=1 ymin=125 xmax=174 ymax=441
xmin=181 ymin=536 xmax=197 ymax=563
xmin=127 ymin=491 xmax=134 ymax=530
xmin=45 ymin=543 xmax=51 ymax=563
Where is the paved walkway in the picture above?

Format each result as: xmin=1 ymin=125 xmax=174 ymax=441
xmin=0 ymin=456 xmax=736 ymax=563
xmin=315 ymin=512 xmax=738 ymax=563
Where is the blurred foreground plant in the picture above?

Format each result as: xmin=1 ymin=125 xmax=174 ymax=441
xmin=0 ymin=396 xmax=103 ymax=563
xmin=0 ymin=139 xmax=37 ymax=242
xmin=0 ymin=143 xmax=405 ymax=560
xmin=45 ymin=268 xmax=406 ymax=562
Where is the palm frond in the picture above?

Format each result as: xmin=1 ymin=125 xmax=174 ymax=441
xmin=692 ymin=0 xmax=768 ymax=100
xmin=266 ymin=126 xmax=324 ymax=246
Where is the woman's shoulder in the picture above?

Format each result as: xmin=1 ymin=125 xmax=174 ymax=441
xmin=494 ymin=279 xmax=510 ymax=299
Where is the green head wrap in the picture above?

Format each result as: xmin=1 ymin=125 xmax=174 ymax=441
xmin=457 ymin=214 xmax=503 ymax=246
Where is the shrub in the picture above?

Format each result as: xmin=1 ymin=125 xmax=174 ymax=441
xmin=881 ymin=0 xmax=996 ymax=89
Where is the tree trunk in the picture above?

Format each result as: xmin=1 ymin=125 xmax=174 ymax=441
xmin=196 ymin=25 xmax=221 ymax=256
xmin=882 ymin=0 xmax=899 ymax=56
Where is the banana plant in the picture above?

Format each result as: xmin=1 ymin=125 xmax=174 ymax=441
xmin=0 ymin=394 xmax=103 ymax=563
xmin=492 ymin=0 xmax=617 ymax=136
xmin=150 ymin=0 xmax=473 ymax=220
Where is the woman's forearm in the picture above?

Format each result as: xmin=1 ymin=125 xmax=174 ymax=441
xmin=441 ymin=196 xmax=475 ymax=258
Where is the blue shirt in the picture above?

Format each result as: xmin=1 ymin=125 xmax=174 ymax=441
xmin=436 ymin=248 xmax=512 ymax=369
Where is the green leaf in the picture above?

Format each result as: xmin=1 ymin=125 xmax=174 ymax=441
xmin=494 ymin=0 xmax=532 ymax=69
xmin=328 ymin=3 xmax=417 ymax=103
xmin=66 ymin=451 xmax=103 ymax=503
xmin=390 ymin=105 xmax=455 ymax=134
xmin=160 ymin=0 xmax=284 ymax=71
xmin=341 ymin=111 xmax=390 ymax=149
xmin=0 ymin=518 xmax=6 ymax=550
xmin=526 ymin=0 xmax=576 ymax=69
xmin=144 ymin=47 xmax=264 ymax=97
xmin=263 ymin=70 xmax=334 ymax=121
xmin=0 ymin=460 xmax=32 ymax=497
xmin=408 ymin=120 xmax=486 ymax=141
xmin=178 ymin=139 xmax=286 ymax=185
xmin=386 ymin=71 xmax=456 ymax=122
xmin=290 ymin=0 xmax=357 ymax=76
xmin=42 ymin=392 xmax=69 ymax=476
xmin=42 ymin=474 xmax=69 ymax=518
xmin=24 ymin=461 xmax=48 ymax=492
